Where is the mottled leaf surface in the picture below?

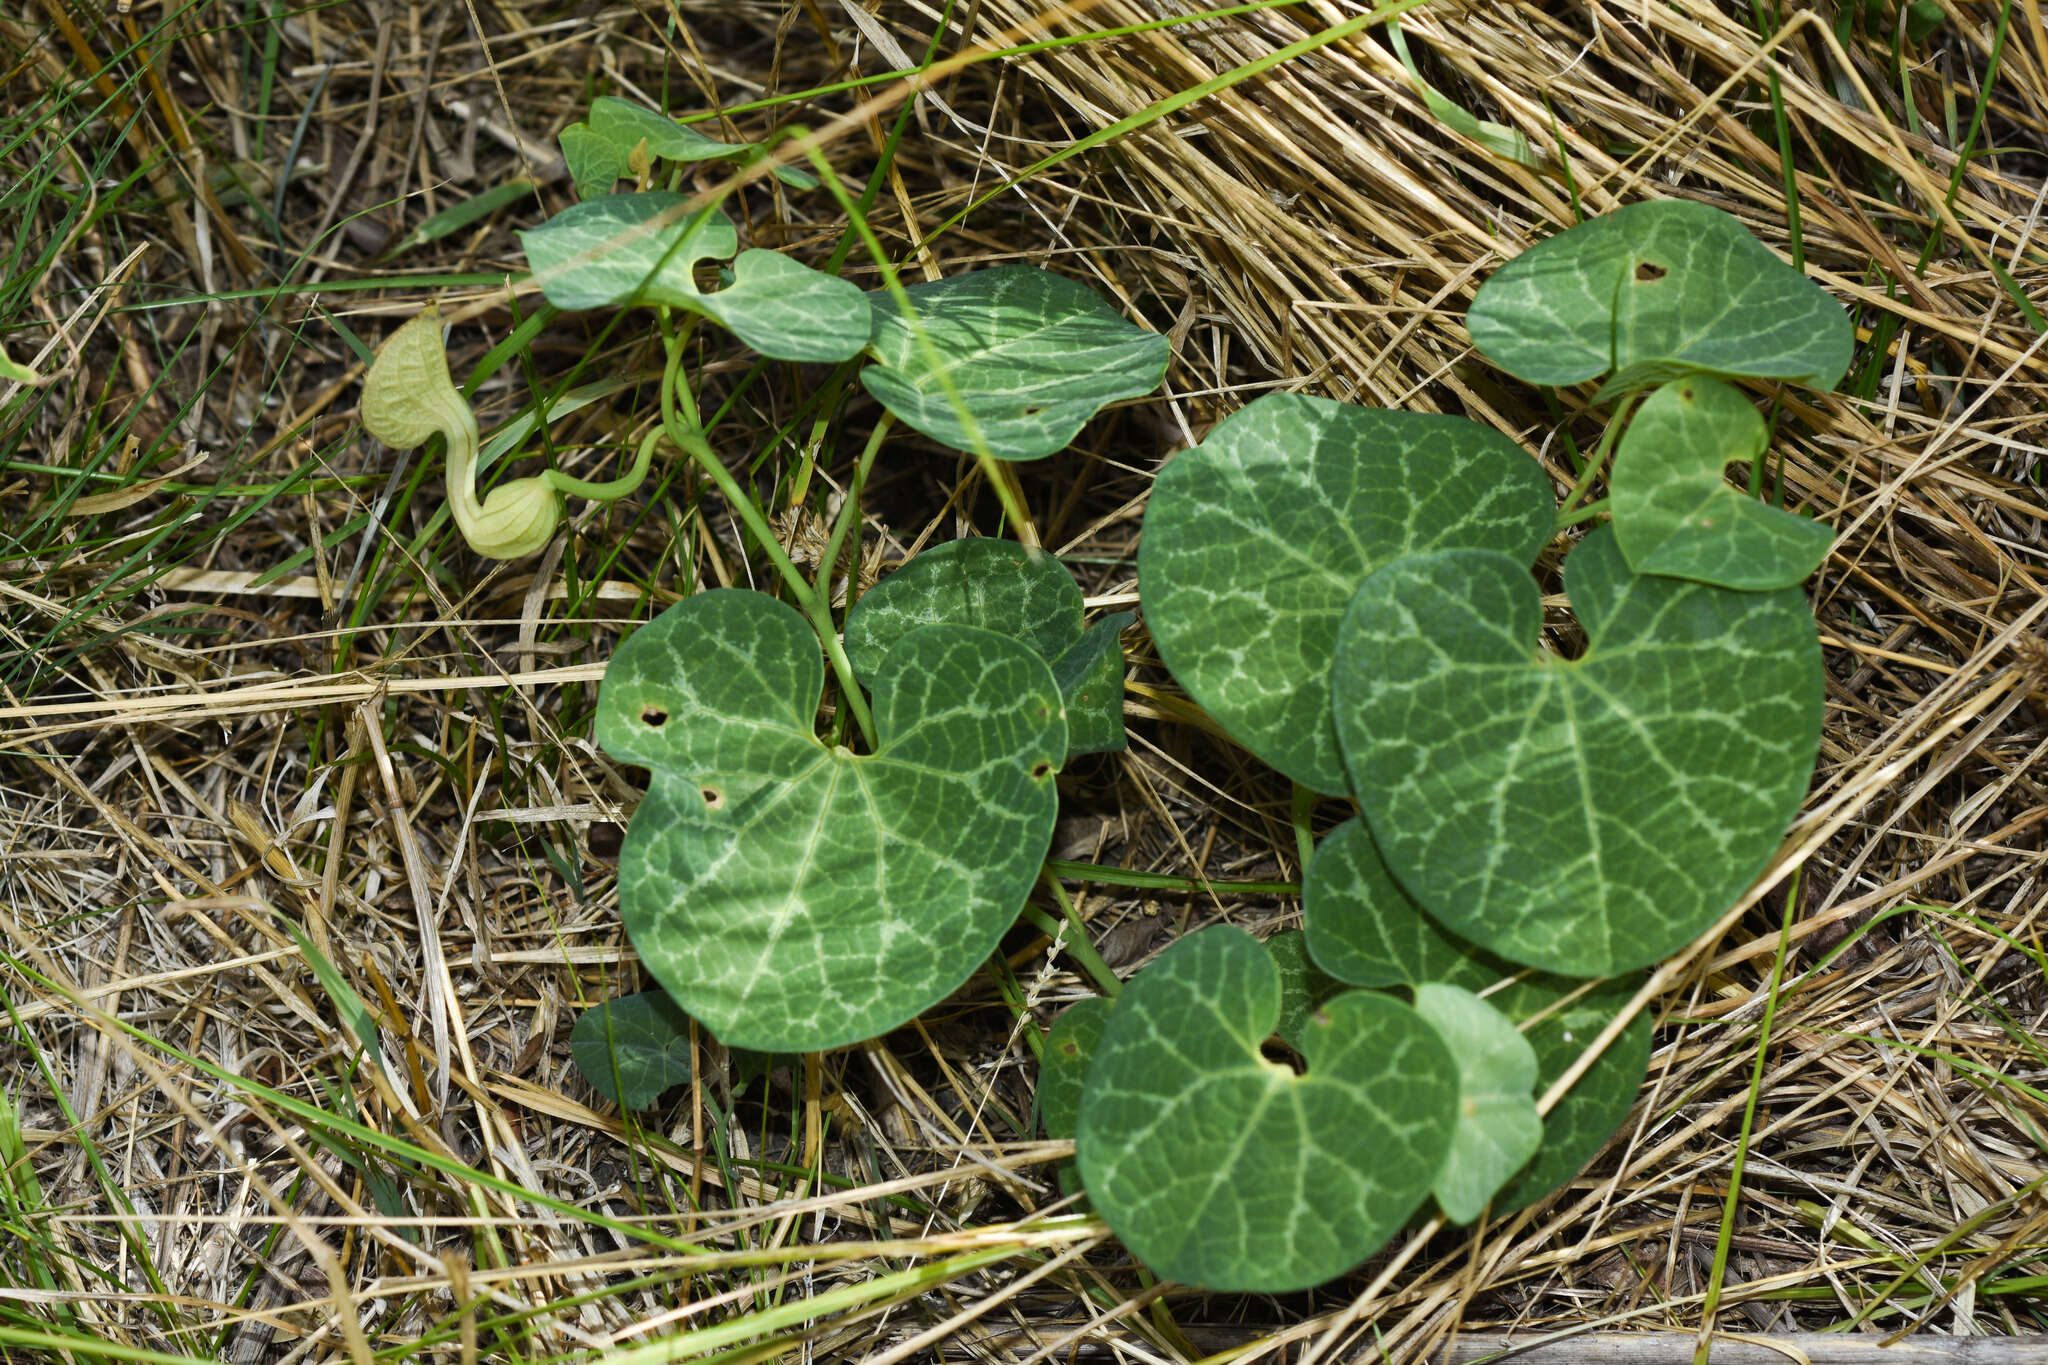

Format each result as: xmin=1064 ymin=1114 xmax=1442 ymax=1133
xmin=561 ymin=98 xmax=816 ymax=195
xmin=596 ymin=590 xmax=1065 ymax=1051
xmin=861 ymin=267 xmax=1169 ymax=460
xmin=691 ymin=249 xmax=871 ymax=362
xmin=847 ymin=539 xmax=1129 ymax=757
xmin=1336 ymin=526 xmax=1822 ymax=975
xmin=1038 ymin=997 xmax=1114 ymax=1141
xmin=521 ymin=194 xmax=737 ymax=310
xmin=1491 ymin=974 xmax=1650 ymax=1213
xmin=1412 ymin=985 xmax=1542 ymax=1223
xmin=1467 ymin=199 xmax=1852 ymax=398
xmin=1611 ymin=378 xmax=1833 ymax=589
xmin=1140 ymin=394 xmax=1553 ymax=793
xmin=1303 ymin=817 xmax=1507 ymax=990
xmin=1076 ymin=926 xmax=1456 ymax=1292
xmin=570 ymin=991 xmax=694 ymax=1109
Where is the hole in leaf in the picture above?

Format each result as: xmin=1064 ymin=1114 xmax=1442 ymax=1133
xmin=1259 ymin=1039 xmax=1306 ymax=1075
xmin=640 ymin=705 xmax=669 ymax=728
xmin=1634 ymin=260 xmax=1667 ymax=282
xmin=1021 ymin=404 xmax=1046 ymax=417
xmin=1030 ymin=760 xmax=1054 ymax=780
xmin=699 ymin=785 xmax=725 ymax=810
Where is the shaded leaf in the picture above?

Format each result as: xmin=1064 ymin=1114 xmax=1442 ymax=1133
xmin=1490 ymin=974 xmax=1651 ymax=1213
xmin=846 ymin=539 xmax=1129 ymax=758
xmin=1611 ymin=377 xmax=1833 ymax=590
xmin=1412 ymin=984 xmax=1542 ymax=1223
xmin=1037 ymin=996 xmax=1114 ymax=1141
xmin=1303 ymin=817 xmax=1507 ymax=990
xmin=1077 ymin=926 xmax=1457 ymax=1292
xmin=570 ymin=991 xmax=694 ymax=1109
xmin=596 ymin=590 xmax=1066 ymax=1051
xmin=1467 ymin=199 xmax=1853 ymax=398
xmin=861 ymin=267 xmax=1169 ymax=460
xmin=1139 ymin=393 xmax=1554 ymax=793
xmin=1264 ymin=929 xmax=1344 ymax=1049
xmin=1336 ymin=526 xmax=1822 ymax=976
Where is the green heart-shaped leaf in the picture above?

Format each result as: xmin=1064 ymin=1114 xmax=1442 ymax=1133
xmin=1139 ymin=394 xmax=1554 ymax=793
xmin=595 ymin=590 xmax=1066 ymax=1052
xmin=564 ymin=99 xmax=817 ymax=193
xmin=570 ymin=990 xmax=694 ymax=1109
xmin=1076 ymin=926 xmax=1457 ymax=1292
xmin=1303 ymin=817 xmax=1507 ymax=990
xmin=559 ymin=123 xmax=630 ymax=200
xmin=521 ymin=197 xmax=865 ymax=360
xmin=860 ymin=267 xmax=1169 ymax=460
xmin=846 ymin=538 xmax=1130 ymax=757
xmin=1611 ymin=378 xmax=1834 ymax=590
xmin=1411 ymin=984 xmax=1542 ymax=1223
xmin=1264 ymin=929 xmax=1344 ymax=1049
xmin=1467 ymin=200 xmax=1853 ymax=398
xmin=521 ymin=194 xmax=737 ymax=311
xmin=1336 ymin=526 xmax=1821 ymax=976
xmin=1490 ymin=974 xmax=1650 ymax=1213
xmin=691 ymin=249 xmax=872 ymax=362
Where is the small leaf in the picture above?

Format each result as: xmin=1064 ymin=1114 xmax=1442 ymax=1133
xmin=570 ymin=991 xmax=694 ymax=1109
xmin=1263 ymin=929 xmax=1344 ymax=1049
xmin=1037 ymin=997 xmax=1114 ymax=1140
xmin=1411 ymin=984 xmax=1542 ymax=1223
xmin=846 ymin=538 xmax=1129 ymax=759
xmin=559 ymin=124 xmax=628 ymax=200
xmin=1611 ymin=377 xmax=1834 ymax=590
xmin=1139 ymin=393 xmax=1554 ymax=793
xmin=1490 ymin=974 xmax=1651 ymax=1213
xmin=596 ymin=590 xmax=1065 ymax=1051
xmin=0 ymin=349 xmax=37 ymax=385
xmin=520 ymin=193 xmax=738 ymax=311
xmin=1336 ymin=526 xmax=1822 ymax=976
xmin=1467 ymin=199 xmax=1853 ymax=398
xmin=685 ymin=248 xmax=871 ymax=362
xmin=1076 ymin=925 xmax=1457 ymax=1292
xmin=1303 ymin=817 xmax=1506 ymax=990
xmin=860 ymin=266 xmax=1169 ymax=460
xmin=588 ymin=96 xmax=735 ymax=163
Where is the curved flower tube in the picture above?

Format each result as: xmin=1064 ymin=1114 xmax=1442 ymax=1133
xmin=360 ymin=307 xmax=655 ymax=560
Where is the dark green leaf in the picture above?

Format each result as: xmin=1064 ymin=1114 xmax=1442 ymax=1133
xmin=570 ymin=991 xmax=694 ymax=1109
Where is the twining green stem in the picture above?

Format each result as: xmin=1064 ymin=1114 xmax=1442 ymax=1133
xmin=786 ymin=124 xmax=1041 ymax=545
xmin=659 ymin=330 xmax=880 ymax=750
xmin=1552 ymin=496 xmax=1608 ymax=529
xmin=360 ymin=307 xmax=657 ymax=560
xmin=1033 ymin=874 xmax=1124 ymax=998
xmin=1552 ymin=390 xmax=1642 ymax=532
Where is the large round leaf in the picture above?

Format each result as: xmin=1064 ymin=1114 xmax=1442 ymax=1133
xmin=846 ymin=538 xmax=1129 ymax=758
xmin=1076 ymin=926 xmax=1457 ymax=1292
xmin=1490 ymin=973 xmax=1652 ymax=1214
xmin=1466 ymin=199 xmax=1853 ymax=398
xmin=1303 ymin=817 xmax=1508 ymax=990
xmin=860 ymin=267 xmax=1169 ymax=460
xmin=1139 ymin=394 xmax=1553 ymax=793
xmin=1412 ymin=984 xmax=1542 ymax=1224
xmin=595 ymin=590 xmax=1066 ymax=1052
xmin=1335 ymin=526 xmax=1821 ymax=976
xmin=1611 ymin=377 xmax=1834 ymax=590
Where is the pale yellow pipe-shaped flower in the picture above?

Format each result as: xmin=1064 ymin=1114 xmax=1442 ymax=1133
xmin=361 ymin=306 xmax=656 ymax=560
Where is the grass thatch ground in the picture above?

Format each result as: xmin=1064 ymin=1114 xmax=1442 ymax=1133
xmin=3 ymin=1 xmax=2047 ymax=1361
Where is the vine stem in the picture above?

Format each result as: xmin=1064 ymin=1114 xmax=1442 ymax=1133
xmin=660 ymin=331 xmax=879 ymax=750
xmin=1551 ymin=389 xmax=1642 ymax=533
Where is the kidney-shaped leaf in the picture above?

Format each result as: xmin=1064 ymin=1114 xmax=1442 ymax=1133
xmin=847 ymin=538 xmax=1129 ymax=757
xmin=521 ymin=193 xmax=737 ymax=311
xmin=596 ymin=590 xmax=1066 ymax=1052
xmin=1412 ymin=984 xmax=1542 ymax=1224
xmin=1336 ymin=526 xmax=1821 ymax=976
xmin=1304 ymin=817 xmax=1507 ymax=990
xmin=1140 ymin=394 xmax=1554 ymax=793
xmin=1076 ymin=925 xmax=1457 ymax=1292
xmin=521 ymin=195 xmax=867 ymax=361
xmin=570 ymin=990 xmax=694 ymax=1109
xmin=1490 ymin=973 xmax=1651 ymax=1214
xmin=861 ymin=267 xmax=1169 ymax=460
xmin=1612 ymin=378 xmax=1834 ymax=590
xmin=1467 ymin=200 xmax=1853 ymax=398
